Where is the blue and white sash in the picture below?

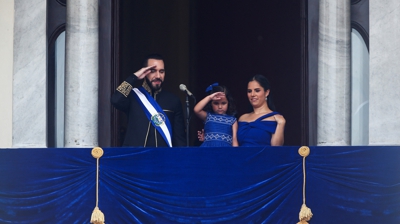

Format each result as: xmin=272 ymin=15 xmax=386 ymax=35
xmin=132 ymin=87 xmax=173 ymax=147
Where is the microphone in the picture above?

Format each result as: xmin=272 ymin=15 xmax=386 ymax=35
xmin=179 ymin=84 xmax=193 ymax=96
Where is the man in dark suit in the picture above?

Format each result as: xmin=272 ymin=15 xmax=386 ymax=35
xmin=111 ymin=54 xmax=186 ymax=147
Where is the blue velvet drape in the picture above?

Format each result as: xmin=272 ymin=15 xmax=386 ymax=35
xmin=0 ymin=146 xmax=399 ymax=223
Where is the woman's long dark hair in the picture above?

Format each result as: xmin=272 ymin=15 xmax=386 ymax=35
xmin=204 ymin=85 xmax=237 ymax=116
xmin=248 ymin=74 xmax=276 ymax=111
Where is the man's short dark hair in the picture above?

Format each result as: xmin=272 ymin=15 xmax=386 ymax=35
xmin=142 ymin=53 xmax=164 ymax=67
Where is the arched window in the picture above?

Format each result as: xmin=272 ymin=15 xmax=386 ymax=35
xmin=351 ymin=0 xmax=369 ymax=145
xmin=54 ymin=31 xmax=66 ymax=147
xmin=47 ymin=0 xmax=66 ymax=147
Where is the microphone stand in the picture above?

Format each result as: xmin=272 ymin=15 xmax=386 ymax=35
xmin=185 ymin=95 xmax=190 ymax=147
xmin=185 ymin=94 xmax=196 ymax=147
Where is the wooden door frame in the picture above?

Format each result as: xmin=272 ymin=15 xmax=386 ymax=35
xmin=301 ymin=0 xmax=319 ymax=146
xmin=98 ymin=0 xmax=120 ymax=147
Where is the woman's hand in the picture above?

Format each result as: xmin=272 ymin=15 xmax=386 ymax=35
xmin=271 ymin=115 xmax=285 ymax=146
xmin=273 ymin=114 xmax=286 ymax=125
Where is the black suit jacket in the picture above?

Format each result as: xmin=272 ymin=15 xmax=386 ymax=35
xmin=111 ymin=75 xmax=186 ymax=147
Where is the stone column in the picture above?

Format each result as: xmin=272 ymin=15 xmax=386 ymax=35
xmin=369 ymin=1 xmax=400 ymax=145
xmin=64 ymin=0 xmax=99 ymax=147
xmin=12 ymin=0 xmax=47 ymax=148
xmin=317 ymin=0 xmax=351 ymax=145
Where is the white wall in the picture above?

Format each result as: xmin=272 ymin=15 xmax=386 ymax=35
xmin=369 ymin=1 xmax=400 ymax=145
xmin=0 ymin=0 xmax=14 ymax=148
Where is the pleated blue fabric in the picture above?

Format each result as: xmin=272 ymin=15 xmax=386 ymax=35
xmin=0 ymin=146 xmax=399 ymax=223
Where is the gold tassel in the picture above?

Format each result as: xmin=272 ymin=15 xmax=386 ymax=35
xmin=297 ymin=146 xmax=312 ymax=224
xmin=90 ymin=147 xmax=105 ymax=224
xmin=298 ymin=203 xmax=313 ymax=224
xmin=90 ymin=206 xmax=105 ymax=224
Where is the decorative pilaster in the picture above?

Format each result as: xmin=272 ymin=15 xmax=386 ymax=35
xmin=317 ymin=0 xmax=351 ymax=145
xmin=64 ymin=0 xmax=99 ymax=147
xmin=12 ymin=0 xmax=47 ymax=147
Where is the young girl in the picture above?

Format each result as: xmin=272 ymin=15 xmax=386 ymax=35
xmin=194 ymin=83 xmax=238 ymax=147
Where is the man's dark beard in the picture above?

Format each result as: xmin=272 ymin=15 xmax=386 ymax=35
xmin=145 ymin=77 xmax=163 ymax=92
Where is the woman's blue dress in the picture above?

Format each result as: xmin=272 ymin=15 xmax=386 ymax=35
xmin=200 ymin=113 xmax=237 ymax=147
xmin=237 ymin=112 xmax=279 ymax=147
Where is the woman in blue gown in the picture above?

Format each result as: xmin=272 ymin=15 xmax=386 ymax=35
xmin=194 ymin=84 xmax=238 ymax=147
xmin=237 ymin=75 xmax=286 ymax=146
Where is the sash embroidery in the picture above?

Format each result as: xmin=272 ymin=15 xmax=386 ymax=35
xmin=132 ymin=87 xmax=173 ymax=147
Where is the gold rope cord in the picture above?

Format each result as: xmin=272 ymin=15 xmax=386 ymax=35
xmin=302 ymin=156 xmax=306 ymax=205
xmin=297 ymin=146 xmax=313 ymax=224
xmin=90 ymin=147 xmax=105 ymax=224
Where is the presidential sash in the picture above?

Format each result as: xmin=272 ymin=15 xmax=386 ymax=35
xmin=132 ymin=87 xmax=173 ymax=147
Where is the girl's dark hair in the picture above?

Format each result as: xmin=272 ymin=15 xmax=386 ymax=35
xmin=248 ymin=74 xmax=276 ymax=111
xmin=204 ymin=85 xmax=237 ymax=116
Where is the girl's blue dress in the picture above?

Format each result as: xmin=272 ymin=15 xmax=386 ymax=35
xmin=200 ymin=112 xmax=237 ymax=147
xmin=237 ymin=112 xmax=279 ymax=146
